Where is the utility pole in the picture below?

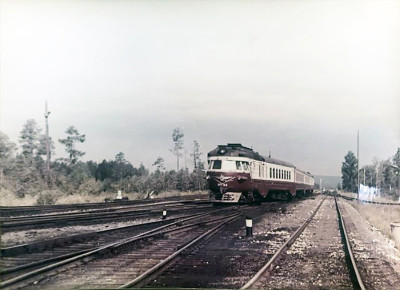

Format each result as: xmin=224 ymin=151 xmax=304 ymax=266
xmin=44 ymin=101 xmax=51 ymax=186
xmin=363 ymin=168 xmax=366 ymax=185
xmin=184 ymin=148 xmax=187 ymax=171
xmin=357 ymin=130 xmax=360 ymax=201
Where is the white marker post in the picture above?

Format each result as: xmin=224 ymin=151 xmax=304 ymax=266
xmin=162 ymin=210 xmax=167 ymax=220
xmin=116 ymin=190 xmax=122 ymax=200
xmin=246 ymin=216 xmax=253 ymax=237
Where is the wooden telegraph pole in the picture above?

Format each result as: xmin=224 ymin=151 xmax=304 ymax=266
xmin=44 ymin=101 xmax=51 ymax=186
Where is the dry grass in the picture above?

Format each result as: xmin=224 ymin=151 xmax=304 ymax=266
xmin=349 ymin=200 xmax=400 ymax=238
xmin=0 ymin=188 xmax=37 ymax=206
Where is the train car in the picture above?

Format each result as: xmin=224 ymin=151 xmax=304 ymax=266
xmin=206 ymin=143 xmax=314 ymax=203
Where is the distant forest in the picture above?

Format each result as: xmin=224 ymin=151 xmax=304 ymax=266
xmin=1 ymin=118 xmax=399 ymax=205
xmin=340 ymin=149 xmax=400 ymax=198
xmin=0 ymin=120 xmax=206 ymax=205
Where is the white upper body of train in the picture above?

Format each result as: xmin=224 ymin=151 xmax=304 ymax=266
xmin=207 ymin=154 xmax=314 ymax=186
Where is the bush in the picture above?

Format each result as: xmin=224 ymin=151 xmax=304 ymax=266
xmin=78 ymin=178 xmax=102 ymax=195
xmin=36 ymin=190 xmax=62 ymax=205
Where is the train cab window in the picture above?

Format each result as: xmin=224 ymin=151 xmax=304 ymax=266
xmin=236 ymin=161 xmax=243 ymax=171
xmin=212 ymin=160 xmax=222 ymax=169
xmin=242 ymin=162 xmax=250 ymax=171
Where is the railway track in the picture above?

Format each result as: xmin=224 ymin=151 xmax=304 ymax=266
xmin=1 ymin=205 xmax=250 ymax=289
xmin=1 ymin=208 xmax=226 ymax=277
xmin=3 ymin=195 xmax=384 ymax=289
xmin=0 ymin=195 xmax=208 ymax=218
xmin=241 ymin=195 xmax=365 ymax=289
xmin=1 ymin=200 xmax=211 ymax=232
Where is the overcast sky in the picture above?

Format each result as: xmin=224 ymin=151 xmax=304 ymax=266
xmin=1 ymin=0 xmax=399 ymax=176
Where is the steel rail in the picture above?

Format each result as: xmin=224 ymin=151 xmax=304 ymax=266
xmin=119 ymin=213 xmax=244 ymax=288
xmin=1 ymin=200 xmax=207 ymax=221
xmin=0 ymin=207 xmax=239 ymax=288
xmin=334 ymin=196 xmax=366 ymax=290
xmin=1 ymin=205 xmax=213 ymax=232
xmin=241 ymin=196 xmax=326 ymax=289
xmin=1 ymin=203 xmax=210 ymax=223
xmin=0 ymin=199 xmax=210 ymax=220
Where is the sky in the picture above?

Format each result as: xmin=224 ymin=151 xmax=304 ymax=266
xmin=1 ymin=0 xmax=399 ymax=176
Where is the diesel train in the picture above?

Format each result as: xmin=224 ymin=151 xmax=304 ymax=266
xmin=206 ymin=143 xmax=314 ymax=203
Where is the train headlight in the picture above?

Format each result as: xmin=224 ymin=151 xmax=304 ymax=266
xmin=218 ymin=148 xmax=226 ymax=154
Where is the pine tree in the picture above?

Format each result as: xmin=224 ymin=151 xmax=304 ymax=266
xmin=341 ymin=151 xmax=358 ymax=192
xmin=0 ymin=132 xmax=16 ymax=182
xmin=394 ymin=148 xmax=400 ymax=168
xmin=19 ymin=119 xmax=41 ymax=165
xmin=152 ymin=156 xmax=165 ymax=172
xmin=170 ymin=128 xmax=184 ymax=171
xmin=190 ymin=140 xmax=203 ymax=169
xmin=58 ymin=126 xmax=86 ymax=164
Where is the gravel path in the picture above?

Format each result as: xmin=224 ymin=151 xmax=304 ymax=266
xmin=254 ymin=195 xmax=353 ymax=289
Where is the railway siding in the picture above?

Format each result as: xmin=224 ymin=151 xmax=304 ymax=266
xmin=251 ymin=196 xmax=353 ymax=288
xmin=1 ymin=207 xmax=243 ymax=289
xmin=338 ymin=198 xmax=400 ymax=288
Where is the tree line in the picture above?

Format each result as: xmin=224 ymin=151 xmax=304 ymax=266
xmin=341 ymin=149 xmax=400 ymax=197
xmin=0 ymin=119 xmax=206 ymax=204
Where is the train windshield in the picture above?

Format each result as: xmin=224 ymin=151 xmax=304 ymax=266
xmin=236 ymin=161 xmax=250 ymax=171
xmin=212 ymin=160 xmax=222 ymax=169
xmin=208 ymin=160 xmax=250 ymax=171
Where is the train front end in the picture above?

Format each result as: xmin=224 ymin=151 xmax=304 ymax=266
xmin=206 ymin=144 xmax=253 ymax=203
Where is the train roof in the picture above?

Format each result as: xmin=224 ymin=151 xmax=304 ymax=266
xmin=262 ymin=156 xmax=295 ymax=168
xmin=208 ymin=143 xmax=294 ymax=166
xmin=208 ymin=143 xmax=312 ymax=176
xmin=208 ymin=143 xmax=264 ymax=161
